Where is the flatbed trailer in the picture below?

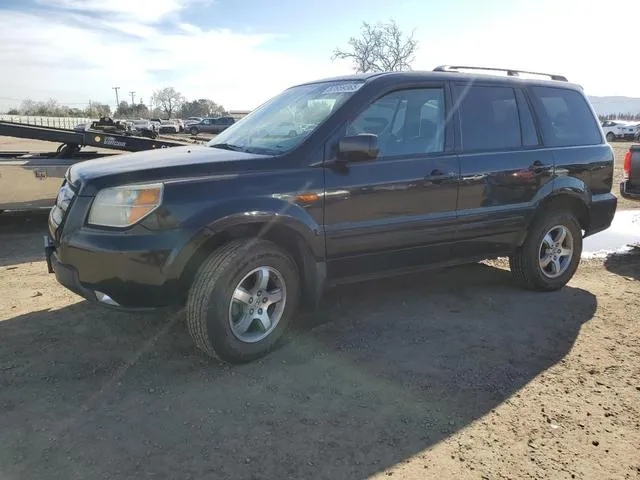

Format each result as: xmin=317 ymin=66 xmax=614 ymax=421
xmin=0 ymin=121 xmax=186 ymax=156
xmin=0 ymin=121 xmax=189 ymax=212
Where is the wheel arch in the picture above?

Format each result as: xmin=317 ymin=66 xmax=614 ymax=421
xmin=176 ymin=216 xmax=325 ymax=309
xmin=517 ymin=190 xmax=591 ymax=247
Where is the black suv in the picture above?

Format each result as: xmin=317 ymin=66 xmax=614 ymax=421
xmin=188 ymin=116 xmax=235 ymax=135
xmin=45 ymin=66 xmax=617 ymax=363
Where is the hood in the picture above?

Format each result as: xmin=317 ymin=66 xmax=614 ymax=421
xmin=68 ymin=145 xmax=271 ymax=194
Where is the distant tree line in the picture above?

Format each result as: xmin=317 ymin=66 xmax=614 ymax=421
xmin=7 ymin=98 xmax=111 ymax=117
xmin=598 ymin=113 xmax=640 ymax=121
xmin=5 ymin=86 xmax=227 ymax=120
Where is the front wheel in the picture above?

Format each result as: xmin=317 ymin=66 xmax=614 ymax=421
xmin=190 ymin=127 xmax=199 ymax=135
xmin=186 ymin=240 xmax=300 ymax=363
xmin=509 ymin=210 xmax=582 ymax=291
xmin=606 ymin=132 xmax=615 ymax=142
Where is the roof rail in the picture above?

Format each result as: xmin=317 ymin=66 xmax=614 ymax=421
xmin=433 ymin=65 xmax=568 ymax=82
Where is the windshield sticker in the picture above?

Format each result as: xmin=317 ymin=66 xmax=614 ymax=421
xmin=322 ymin=82 xmax=364 ymax=94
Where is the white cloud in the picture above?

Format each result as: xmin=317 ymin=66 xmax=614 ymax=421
xmin=0 ymin=8 xmax=347 ymax=112
xmin=39 ymin=0 xmax=193 ymax=23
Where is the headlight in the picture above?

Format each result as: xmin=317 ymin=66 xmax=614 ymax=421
xmin=88 ymin=183 xmax=163 ymax=227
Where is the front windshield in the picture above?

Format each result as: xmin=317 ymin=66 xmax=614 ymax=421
xmin=207 ymin=80 xmax=364 ymax=155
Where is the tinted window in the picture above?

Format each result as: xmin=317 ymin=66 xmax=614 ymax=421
xmin=456 ymin=85 xmax=521 ymax=151
xmin=531 ymin=86 xmax=601 ymax=146
xmin=515 ymin=89 xmax=539 ymax=147
xmin=348 ymin=88 xmax=445 ymax=157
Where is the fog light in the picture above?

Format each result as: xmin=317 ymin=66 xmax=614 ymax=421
xmin=95 ymin=291 xmax=119 ymax=307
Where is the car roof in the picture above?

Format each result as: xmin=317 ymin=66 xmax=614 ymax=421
xmin=296 ymin=70 xmax=583 ymax=91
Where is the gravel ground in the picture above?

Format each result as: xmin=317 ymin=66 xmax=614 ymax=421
xmin=0 ymin=213 xmax=639 ymax=480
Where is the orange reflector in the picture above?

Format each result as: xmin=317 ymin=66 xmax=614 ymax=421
xmin=128 ymin=188 xmax=162 ymax=223
xmin=296 ymin=193 xmax=319 ymax=202
xmin=136 ymin=189 xmax=162 ymax=205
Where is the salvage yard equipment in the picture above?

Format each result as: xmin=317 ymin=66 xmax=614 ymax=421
xmin=0 ymin=121 xmax=187 ymax=211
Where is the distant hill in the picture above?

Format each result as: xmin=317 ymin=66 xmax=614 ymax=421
xmin=588 ymin=96 xmax=640 ymax=116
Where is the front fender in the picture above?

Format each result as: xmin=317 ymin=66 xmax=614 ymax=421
xmin=163 ymin=196 xmax=324 ymax=283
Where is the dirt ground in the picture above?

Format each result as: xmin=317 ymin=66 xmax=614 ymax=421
xmin=0 ymin=211 xmax=639 ymax=480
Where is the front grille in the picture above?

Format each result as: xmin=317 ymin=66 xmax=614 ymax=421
xmin=50 ymin=181 xmax=76 ymax=231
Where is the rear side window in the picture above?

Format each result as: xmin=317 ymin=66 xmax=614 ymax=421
xmin=531 ymin=86 xmax=601 ymax=146
xmin=455 ymin=85 xmax=521 ymax=151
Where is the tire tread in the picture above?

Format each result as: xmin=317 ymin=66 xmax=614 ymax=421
xmin=186 ymin=240 xmax=254 ymax=360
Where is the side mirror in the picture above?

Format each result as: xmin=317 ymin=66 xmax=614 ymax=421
xmin=337 ymin=134 xmax=379 ymax=163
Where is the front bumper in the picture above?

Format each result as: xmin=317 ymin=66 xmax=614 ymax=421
xmin=45 ymin=219 xmax=199 ymax=310
xmin=46 ymin=240 xmax=98 ymax=302
xmin=620 ymin=181 xmax=640 ymax=201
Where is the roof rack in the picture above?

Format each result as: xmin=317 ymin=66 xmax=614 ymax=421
xmin=433 ymin=65 xmax=568 ymax=82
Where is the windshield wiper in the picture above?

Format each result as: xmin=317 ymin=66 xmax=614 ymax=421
xmin=210 ymin=143 xmax=245 ymax=152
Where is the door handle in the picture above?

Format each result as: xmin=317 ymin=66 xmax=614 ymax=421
xmin=531 ymin=161 xmax=545 ymax=173
xmin=425 ymin=169 xmax=449 ymax=184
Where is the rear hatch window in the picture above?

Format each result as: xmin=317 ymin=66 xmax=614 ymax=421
xmin=531 ymin=86 xmax=602 ymax=147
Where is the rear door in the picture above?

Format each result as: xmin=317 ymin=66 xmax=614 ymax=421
xmin=323 ymin=84 xmax=459 ymax=279
xmin=453 ymin=83 xmax=555 ymax=258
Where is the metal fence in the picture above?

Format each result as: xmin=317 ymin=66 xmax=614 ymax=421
xmin=0 ymin=115 xmax=93 ymax=130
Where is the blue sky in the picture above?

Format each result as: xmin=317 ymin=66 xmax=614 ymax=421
xmin=0 ymin=0 xmax=637 ymax=112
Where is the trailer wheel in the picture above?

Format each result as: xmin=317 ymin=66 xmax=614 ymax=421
xmin=56 ymin=143 xmax=81 ymax=158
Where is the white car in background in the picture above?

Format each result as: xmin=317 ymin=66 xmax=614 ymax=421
xmin=158 ymin=119 xmax=180 ymax=134
xmin=601 ymin=120 xmax=640 ymax=142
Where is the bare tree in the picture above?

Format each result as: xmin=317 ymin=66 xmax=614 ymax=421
xmin=332 ymin=20 xmax=418 ymax=73
xmin=151 ymin=87 xmax=185 ymax=118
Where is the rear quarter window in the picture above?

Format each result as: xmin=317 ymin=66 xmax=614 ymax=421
xmin=531 ymin=86 xmax=602 ymax=147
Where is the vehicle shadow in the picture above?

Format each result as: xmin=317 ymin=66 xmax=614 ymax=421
xmin=603 ymin=246 xmax=640 ymax=281
xmin=0 ymin=263 xmax=597 ymax=480
xmin=0 ymin=211 xmax=49 ymax=267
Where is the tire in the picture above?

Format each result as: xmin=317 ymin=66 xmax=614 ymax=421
xmin=509 ymin=209 xmax=582 ymax=291
xmin=186 ymin=239 xmax=300 ymax=363
xmin=190 ymin=127 xmax=199 ymax=135
xmin=606 ymin=132 xmax=615 ymax=142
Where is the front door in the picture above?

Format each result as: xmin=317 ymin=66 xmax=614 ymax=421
xmin=323 ymin=85 xmax=459 ymax=279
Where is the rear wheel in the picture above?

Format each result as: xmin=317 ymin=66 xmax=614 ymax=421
xmin=509 ymin=209 xmax=582 ymax=291
xmin=186 ymin=240 xmax=300 ymax=363
xmin=606 ymin=132 xmax=615 ymax=142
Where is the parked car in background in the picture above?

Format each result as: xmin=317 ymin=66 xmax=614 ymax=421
xmin=130 ymin=119 xmax=158 ymax=139
xmin=158 ymin=120 xmax=180 ymax=134
xmin=46 ymin=66 xmax=617 ymax=363
xmin=601 ymin=120 xmax=640 ymax=142
xmin=620 ymin=145 xmax=640 ymax=201
xmin=188 ymin=116 xmax=235 ymax=135
xmin=149 ymin=118 xmax=163 ymax=132
xmin=184 ymin=117 xmax=202 ymax=127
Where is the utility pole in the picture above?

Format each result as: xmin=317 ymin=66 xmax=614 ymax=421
xmin=129 ymin=91 xmax=136 ymax=105
xmin=112 ymin=86 xmax=120 ymax=109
